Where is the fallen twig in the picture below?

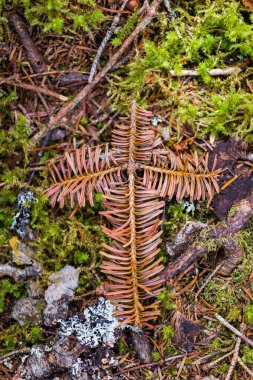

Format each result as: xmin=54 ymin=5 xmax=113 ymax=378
xmin=0 ymin=348 xmax=31 ymax=363
xmin=195 ymin=264 xmax=222 ymax=301
xmin=204 ymin=350 xmax=234 ymax=370
xmin=164 ymin=194 xmax=253 ymax=280
xmin=88 ymin=0 xmax=129 ymax=83
xmin=225 ymin=323 xmax=245 ymax=380
xmin=216 ymin=315 xmax=253 ymax=348
xmin=10 ymin=14 xmax=46 ymax=73
xmin=237 ymin=356 xmax=253 ymax=377
xmin=116 ymin=354 xmax=183 ymax=375
xmin=0 ymin=76 xmax=68 ymax=101
xmin=163 ymin=0 xmax=182 ymax=39
xmin=169 ymin=67 xmax=242 ymax=77
xmin=31 ymin=0 xmax=163 ymax=144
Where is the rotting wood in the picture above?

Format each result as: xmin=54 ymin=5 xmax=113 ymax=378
xmin=164 ymin=194 xmax=253 ymax=280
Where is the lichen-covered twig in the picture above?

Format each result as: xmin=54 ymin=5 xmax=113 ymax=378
xmin=32 ymin=0 xmax=163 ymax=143
xmin=169 ymin=67 xmax=242 ymax=77
xmin=88 ymin=0 xmax=129 ymax=83
xmin=163 ymin=0 xmax=182 ymax=39
xmin=164 ymin=194 xmax=253 ymax=280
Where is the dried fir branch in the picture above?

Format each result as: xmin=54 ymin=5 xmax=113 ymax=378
xmin=44 ymin=101 xmax=221 ymax=327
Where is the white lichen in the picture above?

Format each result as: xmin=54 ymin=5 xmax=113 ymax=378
xmin=71 ymin=357 xmax=84 ymax=378
xmin=11 ymin=190 xmax=36 ymax=240
xmin=58 ymin=297 xmax=119 ymax=348
xmin=31 ymin=346 xmax=42 ymax=359
xmin=151 ymin=115 xmax=162 ymax=127
xmin=177 ymin=199 xmax=196 ymax=215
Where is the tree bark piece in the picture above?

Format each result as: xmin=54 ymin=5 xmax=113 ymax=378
xmin=0 ymin=263 xmax=41 ymax=282
xmin=130 ymin=330 xmax=152 ymax=363
xmin=164 ymin=194 xmax=253 ymax=280
xmin=10 ymin=14 xmax=47 ymax=73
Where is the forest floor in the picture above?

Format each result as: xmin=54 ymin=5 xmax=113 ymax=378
xmin=0 ymin=0 xmax=253 ymax=379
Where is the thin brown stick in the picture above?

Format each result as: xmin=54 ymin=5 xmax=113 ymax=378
xmin=116 ymin=354 xmax=183 ymax=374
xmin=0 ymin=76 xmax=68 ymax=101
xmin=31 ymin=0 xmax=163 ymax=144
xmin=216 ymin=315 xmax=253 ymax=348
xmin=10 ymin=14 xmax=46 ymax=73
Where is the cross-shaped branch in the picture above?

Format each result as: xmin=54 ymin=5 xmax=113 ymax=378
xmin=44 ymin=101 xmax=221 ymax=327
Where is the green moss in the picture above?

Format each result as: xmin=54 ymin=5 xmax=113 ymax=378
xmin=112 ymin=10 xmax=139 ymax=47
xmin=152 ymin=351 xmax=161 ymax=362
xmin=26 ymin=191 xmax=106 ymax=293
xmin=117 ymin=339 xmax=128 ymax=355
xmin=109 ymin=0 xmax=253 ymax=142
xmin=28 ymin=326 xmax=44 ymax=344
xmin=0 ymin=279 xmax=26 ymax=313
xmin=244 ymin=304 xmax=253 ymax=325
xmin=163 ymin=203 xmax=192 ymax=241
xmin=157 ymin=288 xmax=176 ymax=312
xmin=242 ymin=346 xmax=253 ymax=364
xmin=203 ymin=278 xmax=239 ymax=314
xmin=162 ymin=325 xmax=174 ymax=340
xmin=1 ymin=0 xmax=104 ymax=35
xmin=0 ymin=323 xmax=44 ymax=355
xmin=217 ymin=363 xmax=229 ymax=374
xmin=232 ymin=226 xmax=253 ymax=285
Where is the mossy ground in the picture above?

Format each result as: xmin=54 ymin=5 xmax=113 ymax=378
xmin=0 ymin=0 xmax=252 ymax=378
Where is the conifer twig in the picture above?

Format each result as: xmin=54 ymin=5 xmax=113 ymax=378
xmin=32 ymin=0 xmax=163 ymax=144
xmin=88 ymin=0 xmax=129 ymax=83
